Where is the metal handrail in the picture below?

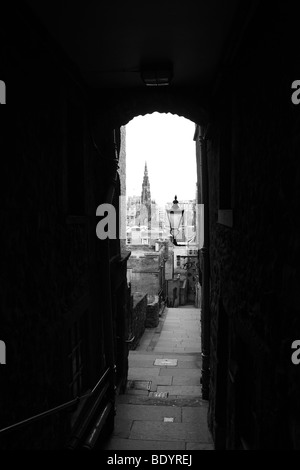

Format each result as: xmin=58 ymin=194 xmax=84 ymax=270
xmin=125 ymin=335 xmax=135 ymax=344
xmin=0 ymin=367 xmax=111 ymax=436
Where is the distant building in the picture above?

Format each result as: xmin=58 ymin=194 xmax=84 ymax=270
xmin=127 ymin=195 xmax=142 ymax=227
xmin=140 ymin=162 xmax=151 ymax=230
xmin=118 ymin=126 xmax=127 ymax=253
xmin=126 ymin=162 xmax=170 ymax=245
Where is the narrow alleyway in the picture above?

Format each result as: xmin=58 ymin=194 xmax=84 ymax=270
xmin=102 ymin=306 xmax=213 ymax=450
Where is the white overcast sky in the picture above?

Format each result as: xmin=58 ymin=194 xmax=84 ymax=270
xmin=125 ymin=112 xmax=197 ymax=206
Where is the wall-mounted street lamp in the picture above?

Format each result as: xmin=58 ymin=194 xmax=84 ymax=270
xmin=166 ymin=196 xmax=184 ymax=246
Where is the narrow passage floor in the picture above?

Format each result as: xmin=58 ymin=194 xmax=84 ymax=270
xmin=102 ymin=306 xmax=213 ymax=450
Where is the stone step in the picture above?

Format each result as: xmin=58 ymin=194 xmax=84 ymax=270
xmin=116 ymin=394 xmax=207 ymax=407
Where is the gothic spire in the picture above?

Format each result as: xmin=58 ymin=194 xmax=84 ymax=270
xmin=141 ymin=161 xmax=151 ymax=229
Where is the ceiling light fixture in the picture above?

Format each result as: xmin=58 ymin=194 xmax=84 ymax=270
xmin=141 ymin=67 xmax=173 ymax=86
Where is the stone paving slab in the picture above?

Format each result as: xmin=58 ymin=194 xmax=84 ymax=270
xmin=104 ymin=438 xmax=186 ymax=451
xmin=102 ymin=307 xmax=214 ymax=451
xmin=153 ymin=347 xmax=188 ymax=353
xmin=149 ymin=376 xmax=173 ymax=387
xmin=177 ymin=360 xmax=201 ymax=369
xmin=129 ymin=421 xmax=211 ymax=443
xmin=113 ymin=418 xmax=133 ymax=439
xmin=159 ymin=368 xmax=201 ymax=378
xmin=158 ymin=337 xmax=200 ymax=343
xmin=159 ymin=334 xmax=200 ymax=338
xmin=183 ymin=348 xmax=202 ymax=353
xmin=115 ymin=394 xmax=206 ymax=407
xmin=157 ymin=337 xmax=200 ymax=342
xmin=182 ymin=406 xmax=208 ymax=423
xmin=156 ymin=339 xmax=200 ymax=346
xmin=137 ymin=339 xmax=155 ymax=349
xmin=159 ymin=329 xmax=199 ymax=334
xmin=129 ymin=359 xmax=157 ymax=368
xmin=172 ymin=376 xmax=200 ymax=386
xmin=164 ymin=319 xmax=200 ymax=323
xmin=161 ymin=325 xmax=188 ymax=331
xmin=164 ymin=320 xmax=200 ymax=323
xmin=157 ymin=385 xmax=201 ymax=396
xmin=166 ymin=323 xmax=198 ymax=326
xmin=127 ymin=374 xmax=172 ymax=388
xmin=163 ymin=325 xmax=200 ymax=329
xmin=126 ymin=389 xmax=150 ymax=396
xmin=129 ymin=358 xmax=155 ymax=369
xmin=162 ymin=353 xmax=201 ymax=361
xmin=186 ymin=442 xmax=213 ymax=450
xmin=163 ymin=327 xmax=200 ymax=331
xmin=115 ymin=404 xmax=182 ymax=422
xmin=154 ymin=358 xmax=178 ymax=366
xmin=129 ymin=367 xmax=160 ymax=377
xmin=155 ymin=346 xmax=201 ymax=353
xmin=129 ymin=352 xmax=164 ymax=357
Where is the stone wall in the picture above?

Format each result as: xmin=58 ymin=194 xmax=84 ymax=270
xmin=131 ymin=272 xmax=160 ymax=296
xmin=128 ymin=248 xmax=165 ymax=296
xmin=1 ymin=72 xmax=85 ymax=448
xmin=129 ymin=293 xmax=147 ymax=350
xmin=165 ymin=246 xmax=174 ymax=280
xmin=146 ymin=296 xmax=160 ymax=328
xmin=206 ymin=3 xmax=300 ymax=449
xmin=167 ymin=278 xmax=181 ymax=307
xmin=180 ymin=279 xmax=188 ymax=306
xmin=0 ymin=8 xmax=129 ymax=448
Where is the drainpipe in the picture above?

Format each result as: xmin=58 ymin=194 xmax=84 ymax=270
xmin=199 ymin=127 xmax=210 ymax=400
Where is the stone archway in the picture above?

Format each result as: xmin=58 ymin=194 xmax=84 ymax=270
xmin=91 ymin=85 xmax=211 ymax=403
xmin=92 ymin=87 xmax=210 ymax=132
